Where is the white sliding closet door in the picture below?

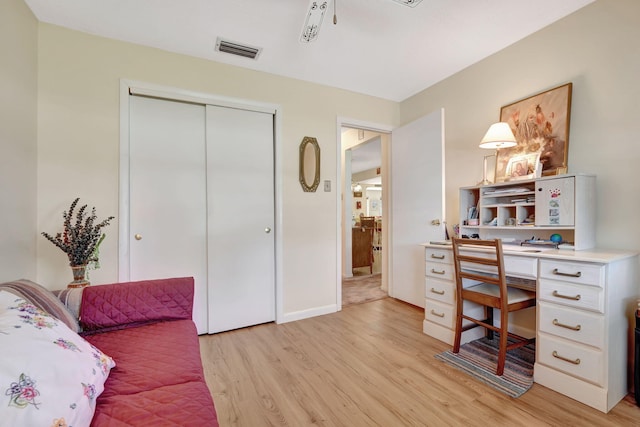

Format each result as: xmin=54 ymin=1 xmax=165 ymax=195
xmin=206 ymin=105 xmax=275 ymax=333
xmin=126 ymin=95 xmax=276 ymax=334
xmin=128 ymin=96 xmax=209 ymax=331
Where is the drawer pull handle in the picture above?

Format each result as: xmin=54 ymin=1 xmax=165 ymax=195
xmin=552 ymin=290 xmax=581 ymax=301
xmin=552 ymin=350 xmax=581 ymax=365
xmin=430 ymin=254 xmax=445 ymax=260
xmin=431 ymin=269 xmax=446 ymax=275
xmin=552 ymin=268 xmax=582 ymax=278
xmin=552 ymin=319 xmax=581 ymax=331
xmin=430 ymin=309 xmax=445 ymax=318
xmin=430 ymin=288 xmax=445 ymax=295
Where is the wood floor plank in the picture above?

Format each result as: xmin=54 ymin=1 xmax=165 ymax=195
xmin=200 ymin=298 xmax=640 ymax=426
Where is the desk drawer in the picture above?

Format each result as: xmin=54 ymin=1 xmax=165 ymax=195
xmin=425 ymin=248 xmax=453 ymax=264
xmin=539 ymin=279 xmax=604 ymax=313
xmin=538 ymin=333 xmax=604 ymax=386
xmin=538 ymin=301 xmax=604 ymax=348
xmin=426 ymin=261 xmax=454 ymax=282
xmin=425 ymin=299 xmax=453 ymax=328
xmin=539 ymin=259 xmax=604 ymax=287
xmin=425 ymin=299 xmax=485 ymax=329
xmin=425 ymin=278 xmax=454 ymax=305
xmin=457 ymin=252 xmax=537 ymax=279
xmin=504 ymin=255 xmax=538 ymax=279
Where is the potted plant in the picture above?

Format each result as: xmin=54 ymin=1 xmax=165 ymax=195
xmin=42 ymin=198 xmax=115 ymax=288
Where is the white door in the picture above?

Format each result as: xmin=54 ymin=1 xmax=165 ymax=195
xmin=128 ymin=96 xmax=209 ymax=331
xmin=390 ymin=109 xmax=445 ymax=307
xmin=206 ymin=105 xmax=275 ymax=333
xmin=127 ymin=95 xmax=276 ymax=334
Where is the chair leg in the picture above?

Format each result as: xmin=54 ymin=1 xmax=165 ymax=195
xmin=453 ymin=304 xmax=463 ymax=354
xmin=486 ymin=307 xmax=494 ymax=341
xmin=496 ymin=311 xmax=509 ymax=376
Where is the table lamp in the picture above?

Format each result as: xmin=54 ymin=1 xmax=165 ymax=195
xmin=478 ymin=122 xmax=517 ymax=185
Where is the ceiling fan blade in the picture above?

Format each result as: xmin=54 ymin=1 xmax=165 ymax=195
xmin=299 ymin=0 xmax=422 ymax=44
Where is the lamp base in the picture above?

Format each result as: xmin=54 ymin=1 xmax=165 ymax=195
xmin=478 ymin=153 xmax=496 ymax=187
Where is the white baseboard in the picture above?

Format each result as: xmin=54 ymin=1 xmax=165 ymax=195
xmin=279 ymin=304 xmax=337 ymax=324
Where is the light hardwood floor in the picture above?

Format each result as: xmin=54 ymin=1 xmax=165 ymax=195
xmin=199 ymin=298 xmax=640 ymax=426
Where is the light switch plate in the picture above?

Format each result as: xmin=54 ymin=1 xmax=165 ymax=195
xmin=324 ymin=180 xmax=331 ymax=192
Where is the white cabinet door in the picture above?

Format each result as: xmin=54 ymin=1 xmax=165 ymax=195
xmin=535 ymin=176 xmax=575 ymax=226
xmin=390 ymin=109 xmax=445 ymax=307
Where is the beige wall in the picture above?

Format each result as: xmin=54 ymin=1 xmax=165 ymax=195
xmin=0 ymin=0 xmax=38 ymax=282
xmin=35 ymin=23 xmax=399 ymax=317
xmin=10 ymin=0 xmax=640 ymax=319
xmin=401 ymin=0 xmax=640 ymax=252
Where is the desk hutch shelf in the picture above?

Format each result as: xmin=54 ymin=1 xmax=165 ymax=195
xmin=458 ymin=174 xmax=595 ymax=250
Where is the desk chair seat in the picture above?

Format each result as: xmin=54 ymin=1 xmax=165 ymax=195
xmin=452 ymin=238 xmax=536 ymax=376
xmin=466 ymin=283 xmax=535 ymax=305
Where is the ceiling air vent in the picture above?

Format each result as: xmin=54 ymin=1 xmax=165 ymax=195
xmin=215 ymin=37 xmax=262 ymax=60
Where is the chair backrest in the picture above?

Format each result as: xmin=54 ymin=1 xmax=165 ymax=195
xmin=451 ymin=238 xmax=508 ymax=309
xmin=360 ymin=216 xmax=376 ymax=228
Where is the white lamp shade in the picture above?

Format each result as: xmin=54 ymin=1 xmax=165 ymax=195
xmin=479 ymin=122 xmax=517 ymax=149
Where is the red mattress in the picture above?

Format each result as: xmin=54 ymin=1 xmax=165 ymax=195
xmin=85 ymin=319 xmax=218 ymax=426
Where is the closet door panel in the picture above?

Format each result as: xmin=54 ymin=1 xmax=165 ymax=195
xmin=129 ymin=96 xmax=209 ymax=332
xmin=206 ymin=105 xmax=275 ymax=333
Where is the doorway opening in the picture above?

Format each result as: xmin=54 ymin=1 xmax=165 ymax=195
xmin=340 ymin=126 xmax=389 ymax=307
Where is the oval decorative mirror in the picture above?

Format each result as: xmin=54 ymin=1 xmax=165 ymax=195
xmin=299 ymin=136 xmax=320 ymax=192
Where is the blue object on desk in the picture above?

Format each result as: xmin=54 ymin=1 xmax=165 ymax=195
xmin=550 ymin=233 xmax=562 ymax=243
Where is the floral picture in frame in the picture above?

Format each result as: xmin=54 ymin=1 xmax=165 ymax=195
xmin=495 ymin=83 xmax=572 ymax=182
xmin=505 ymin=153 xmax=541 ymax=181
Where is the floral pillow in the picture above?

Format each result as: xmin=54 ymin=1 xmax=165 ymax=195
xmin=0 ymin=290 xmax=115 ymax=427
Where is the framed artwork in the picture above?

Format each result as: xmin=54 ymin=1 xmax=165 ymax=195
xmin=505 ymin=153 xmax=541 ymax=181
xmin=495 ymin=83 xmax=572 ymax=182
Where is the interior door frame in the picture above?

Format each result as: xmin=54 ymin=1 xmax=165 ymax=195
xmin=119 ymin=79 xmax=284 ymax=325
xmin=336 ymin=117 xmax=393 ymax=309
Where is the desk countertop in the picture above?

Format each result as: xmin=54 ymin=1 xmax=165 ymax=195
xmin=422 ymin=242 xmax=638 ymax=264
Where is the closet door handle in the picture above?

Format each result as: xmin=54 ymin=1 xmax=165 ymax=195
xmin=265 ymin=227 xmax=272 ymax=233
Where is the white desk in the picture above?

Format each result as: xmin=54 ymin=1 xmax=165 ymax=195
xmin=422 ymin=242 xmax=639 ymax=413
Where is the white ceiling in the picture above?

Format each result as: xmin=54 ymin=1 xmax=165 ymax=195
xmin=351 ymin=137 xmax=382 ymax=175
xmin=24 ymin=0 xmax=594 ymax=102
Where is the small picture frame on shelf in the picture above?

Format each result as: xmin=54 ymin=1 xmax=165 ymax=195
xmin=505 ymin=153 xmax=541 ymax=181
